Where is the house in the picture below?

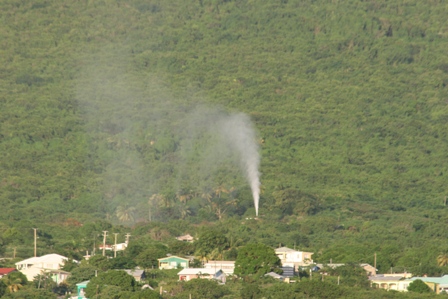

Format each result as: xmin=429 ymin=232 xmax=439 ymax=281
xmin=158 ymin=256 xmax=189 ymax=269
xmin=316 ymin=263 xmax=377 ymax=276
xmin=176 ymin=234 xmax=194 ymax=242
xmin=15 ymin=253 xmax=76 ymax=282
xmin=113 ymin=243 xmax=128 ymax=251
xmin=369 ymin=275 xmax=409 ymax=291
xmin=98 ymin=244 xmax=113 ymax=251
xmin=0 ymin=268 xmax=17 ymax=278
xmin=124 ymin=269 xmax=146 ymax=282
xmin=407 ymin=275 xmax=448 ymax=294
xmin=265 ymin=272 xmax=285 ymax=281
xmin=48 ymin=269 xmax=71 ymax=285
xmin=360 ymin=263 xmax=377 ymax=276
xmin=369 ymin=274 xmax=446 ymax=293
xmin=76 ymin=280 xmax=89 ymax=299
xmin=275 ymin=247 xmax=314 ymax=270
xmin=178 ymin=268 xmax=225 ymax=282
xmin=204 ymin=261 xmax=235 ymax=275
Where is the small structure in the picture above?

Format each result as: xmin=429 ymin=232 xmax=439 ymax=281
xmin=48 ymin=269 xmax=71 ymax=285
xmin=124 ymin=269 xmax=146 ymax=282
xmin=178 ymin=268 xmax=225 ymax=282
xmin=113 ymin=243 xmax=128 ymax=251
xmin=76 ymin=280 xmax=89 ymax=299
xmin=281 ymin=266 xmax=295 ymax=278
xmin=158 ymin=256 xmax=189 ymax=269
xmin=98 ymin=244 xmax=113 ymax=251
xmin=0 ymin=268 xmax=17 ymax=278
xmin=204 ymin=261 xmax=235 ymax=275
xmin=176 ymin=234 xmax=194 ymax=242
xmin=275 ymin=247 xmax=314 ymax=270
xmin=360 ymin=263 xmax=377 ymax=276
xmin=83 ymin=251 xmax=91 ymax=261
xmin=265 ymin=272 xmax=285 ymax=281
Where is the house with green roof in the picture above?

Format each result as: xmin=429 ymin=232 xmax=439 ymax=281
xmin=370 ymin=274 xmax=448 ymax=293
xmin=407 ymin=275 xmax=448 ymax=294
xmin=158 ymin=256 xmax=189 ymax=269
xmin=76 ymin=280 xmax=89 ymax=299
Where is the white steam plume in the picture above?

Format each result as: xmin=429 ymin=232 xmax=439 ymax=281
xmin=179 ymin=107 xmax=261 ymax=216
xmin=217 ymin=113 xmax=261 ymax=216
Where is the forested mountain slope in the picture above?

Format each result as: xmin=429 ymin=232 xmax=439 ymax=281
xmin=1 ymin=0 xmax=448 ymax=272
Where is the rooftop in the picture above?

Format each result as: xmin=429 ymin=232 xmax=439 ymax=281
xmin=408 ymin=275 xmax=448 ymax=284
xmin=178 ymin=268 xmax=221 ymax=275
xmin=0 ymin=268 xmax=16 ymax=275
xmin=275 ymin=247 xmax=297 ymax=253
xmin=15 ymin=254 xmax=74 ymax=266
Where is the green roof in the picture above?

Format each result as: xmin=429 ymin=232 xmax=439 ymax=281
xmin=158 ymin=255 xmax=189 ymax=261
xmin=409 ymin=275 xmax=448 ymax=285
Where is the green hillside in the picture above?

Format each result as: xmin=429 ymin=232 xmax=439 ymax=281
xmin=2 ymin=0 xmax=448 ymax=279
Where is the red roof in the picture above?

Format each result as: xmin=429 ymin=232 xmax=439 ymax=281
xmin=0 ymin=268 xmax=16 ymax=275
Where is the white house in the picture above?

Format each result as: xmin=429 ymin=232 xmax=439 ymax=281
xmin=204 ymin=261 xmax=235 ymax=275
xmin=15 ymin=254 xmax=76 ymax=282
xmin=316 ymin=263 xmax=377 ymax=276
xmin=113 ymin=243 xmax=128 ymax=251
xmin=178 ymin=268 xmax=225 ymax=282
xmin=176 ymin=234 xmax=195 ymax=242
xmin=369 ymin=275 xmax=409 ymax=291
xmin=275 ymin=247 xmax=314 ymax=270
xmin=123 ymin=269 xmax=146 ymax=282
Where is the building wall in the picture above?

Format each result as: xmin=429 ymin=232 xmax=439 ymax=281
xmin=159 ymin=257 xmax=189 ymax=269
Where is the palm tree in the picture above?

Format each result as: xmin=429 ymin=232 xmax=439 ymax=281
xmin=213 ymin=198 xmax=237 ymax=220
xmin=200 ymin=187 xmax=213 ymax=201
xmin=214 ymin=184 xmax=229 ymax=198
xmin=437 ymin=253 xmax=448 ymax=266
xmin=176 ymin=188 xmax=193 ymax=203
xmin=150 ymin=193 xmax=173 ymax=208
xmin=116 ymin=205 xmax=136 ymax=223
xmin=195 ymin=248 xmax=209 ymax=265
xmin=3 ymin=273 xmax=25 ymax=293
xmin=178 ymin=203 xmax=192 ymax=219
xmin=209 ymin=248 xmax=224 ymax=260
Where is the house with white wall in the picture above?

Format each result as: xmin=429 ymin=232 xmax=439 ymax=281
xmin=275 ymin=247 xmax=313 ymax=270
xmin=15 ymin=253 xmax=75 ymax=282
xmin=178 ymin=268 xmax=225 ymax=282
xmin=204 ymin=261 xmax=235 ymax=275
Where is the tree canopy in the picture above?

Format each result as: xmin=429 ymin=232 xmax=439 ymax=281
xmin=234 ymin=243 xmax=281 ymax=276
xmin=85 ymin=270 xmax=136 ymax=298
xmin=407 ymin=279 xmax=432 ymax=293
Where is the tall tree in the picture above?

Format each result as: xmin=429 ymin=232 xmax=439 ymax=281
xmin=2 ymin=272 xmax=27 ymax=293
xmin=116 ymin=205 xmax=136 ymax=223
xmin=85 ymin=270 xmax=136 ymax=298
xmin=407 ymin=279 xmax=432 ymax=293
xmin=437 ymin=253 xmax=448 ymax=267
xmin=195 ymin=228 xmax=228 ymax=258
xmin=234 ymin=243 xmax=281 ymax=277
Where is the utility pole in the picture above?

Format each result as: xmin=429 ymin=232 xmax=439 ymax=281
xmin=374 ymin=252 xmax=377 ymax=271
xmin=33 ymin=228 xmax=38 ymax=257
xmin=113 ymin=233 xmax=119 ymax=258
xmin=13 ymin=247 xmax=16 ymax=259
xmin=102 ymin=231 xmax=108 ymax=256
xmin=125 ymin=233 xmax=131 ymax=245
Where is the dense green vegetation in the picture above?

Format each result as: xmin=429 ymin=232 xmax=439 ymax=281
xmin=1 ymin=0 xmax=448 ymax=297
